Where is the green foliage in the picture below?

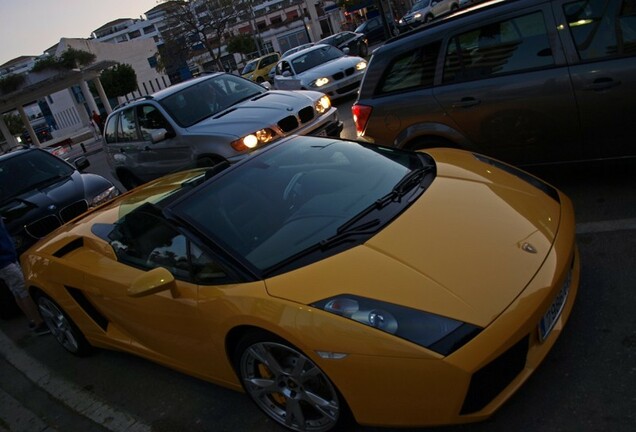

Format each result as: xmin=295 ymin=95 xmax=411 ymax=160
xmin=0 ymin=74 xmax=25 ymax=94
xmin=2 ymin=113 xmax=25 ymax=135
xmin=227 ymin=34 xmax=257 ymax=56
xmin=32 ymin=48 xmax=96 ymax=72
xmin=100 ymin=64 xmax=138 ymax=97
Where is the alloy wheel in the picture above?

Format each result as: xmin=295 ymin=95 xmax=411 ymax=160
xmin=240 ymin=341 xmax=341 ymax=432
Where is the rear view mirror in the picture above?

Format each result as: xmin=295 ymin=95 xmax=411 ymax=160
xmin=128 ymin=267 xmax=176 ymax=298
xmin=260 ymin=81 xmax=272 ymax=90
xmin=74 ymin=156 xmax=90 ymax=171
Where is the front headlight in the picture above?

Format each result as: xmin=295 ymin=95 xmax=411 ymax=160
xmin=231 ymin=128 xmax=277 ymax=152
xmin=311 ymin=77 xmax=330 ymax=88
xmin=315 ymin=95 xmax=331 ymax=114
xmin=399 ymin=18 xmax=405 ymax=24
xmin=414 ymin=12 xmax=422 ymax=19
xmin=312 ymin=295 xmax=481 ymax=355
xmin=89 ymin=186 xmax=119 ymax=207
xmin=355 ymin=61 xmax=367 ymax=71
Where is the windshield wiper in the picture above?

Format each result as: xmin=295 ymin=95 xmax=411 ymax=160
xmin=31 ymin=173 xmax=70 ymax=190
xmin=334 ymin=166 xmax=432 ymax=233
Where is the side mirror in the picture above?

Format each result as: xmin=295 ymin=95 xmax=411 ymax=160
xmin=282 ymin=70 xmax=292 ymax=77
xmin=74 ymin=156 xmax=90 ymax=171
xmin=128 ymin=267 xmax=176 ymax=298
xmin=343 ymin=47 xmax=350 ymax=55
xmin=260 ymin=81 xmax=272 ymax=90
xmin=150 ymin=128 xmax=169 ymax=143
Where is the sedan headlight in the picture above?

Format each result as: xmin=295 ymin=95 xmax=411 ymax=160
xmin=414 ymin=12 xmax=422 ymax=19
xmin=231 ymin=128 xmax=277 ymax=152
xmin=355 ymin=61 xmax=367 ymax=71
xmin=89 ymin=186 xmax=119 ymax=207
xmin=315 ymin=95 xmax=331 ymax=114
xmin=311 ymin=77 xmax=330 ymax=88
xmin=312 ymin=295 xmax=481 ymax=355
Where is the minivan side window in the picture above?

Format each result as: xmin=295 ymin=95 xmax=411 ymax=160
xmin=117 ymin=108 xmax=140 ymax=142
xmin=563 ymin=0 xmax=636 ymax=60
xmin=377 ymin=41 xmax=441 ymax=94
xmin=443 ymin=11 xmax=554 ymax=83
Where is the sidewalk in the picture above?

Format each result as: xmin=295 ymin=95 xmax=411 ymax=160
xmin=0 ymin=317 xmax=147 ymax=432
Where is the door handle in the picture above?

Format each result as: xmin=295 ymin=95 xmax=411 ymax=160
xmin=451 ymin=97 xmax=481 ymax=109
xmin=583 ymin=78 xmax=621 ymax=91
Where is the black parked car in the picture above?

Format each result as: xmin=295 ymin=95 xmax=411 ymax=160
xmin=353 ymin=0 xmax=636 ymax=166
xmin=355 ymin=16 xmax=397 ymax=44
xmin=319 ymin=31 xmax=369 ymax=57
xmin=0 ymin=147 xmax=119 ymax=318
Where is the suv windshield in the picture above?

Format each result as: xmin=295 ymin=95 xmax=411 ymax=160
xmin=159 ymin=74 xmax=266 ymax=127
xmin=0 ymin=150 xmax=74 ymax=202
xmin=292 ymin=46 xmax=344 ymax=74
xmin=173 ymin=137 xmax=428 ymax=272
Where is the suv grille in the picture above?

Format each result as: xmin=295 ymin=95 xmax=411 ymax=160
xmin=278 ymin=115 xmax=300 ymax=133
xmin=298 ymin=106 xmax=315 ymax=124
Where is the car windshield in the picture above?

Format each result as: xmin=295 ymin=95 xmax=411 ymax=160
xmin=0 ymin=150 xmax=74 ymax=203
xmin=159 ymin=74 xmax=266 ymax=128
xmin=291 ymin=46 xmax=345 ymax=74
xmin=173 ymin=137 xmax=425 ymax=272
xmin=241 ymin=59 xmax=258 ymax=75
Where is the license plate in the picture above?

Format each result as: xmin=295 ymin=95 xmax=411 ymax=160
xmin=538 ymin=270 xmax=571 ymax=341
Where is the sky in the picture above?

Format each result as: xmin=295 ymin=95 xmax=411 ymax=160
xmin=0 ymin=0 xmax=162 ymax=66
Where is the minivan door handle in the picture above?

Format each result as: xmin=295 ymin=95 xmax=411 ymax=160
xmin=451 ymin=97 xmax=481 ymax=109
xmin=583 ymin=77 xmax=621 ymax=91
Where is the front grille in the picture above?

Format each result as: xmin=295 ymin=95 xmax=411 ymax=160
xmin=298 ymin=106 xmax=315 ymax=124
xmin=60 ymin=200 xmax=88 ymax=222
xmin=460 ymin=335 xmax=529 ymax=415
xmin=278 ymin=115 xmax=299 ymax=133
xmin=25 ymin=215 xmax=61 ymax=239
xmin=333 ymin=71 xmax=345 ymax=81
xmin=332 ymin=68 xmax=355 ymax=81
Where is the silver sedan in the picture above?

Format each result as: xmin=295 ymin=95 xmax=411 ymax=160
xmin=273 ymin=44 xmax=367 ymax=100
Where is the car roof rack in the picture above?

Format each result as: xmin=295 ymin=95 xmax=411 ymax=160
xmin=112 ymin=95 xmax=154 ymax=111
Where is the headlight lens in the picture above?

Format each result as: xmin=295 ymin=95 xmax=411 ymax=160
xmin=355 ymin=61 xmax=367 ymax=71
xmin=231 ymin=128 xmax=277 ymax=152
xmin=414 ymin=13 xmax=422 ymax=19
xmin=312 ymin=295 xmax=481 ymax=355
xmin=89 ymin=186 xmax=119 ymax=207
xmin=311 ymin=77 xmax=330 ymax=88
xmin=315 ymin=95 xmax=331 ymax=114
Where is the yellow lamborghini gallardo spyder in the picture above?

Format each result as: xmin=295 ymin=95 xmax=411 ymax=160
xmin=22 ymin=136 xmax=579 ymax=431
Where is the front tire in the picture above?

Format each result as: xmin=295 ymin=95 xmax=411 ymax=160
xmin=234 ymin=331 xmax=346 ymax=432
xmin=35 ymin=293 xmax=92 ymax=356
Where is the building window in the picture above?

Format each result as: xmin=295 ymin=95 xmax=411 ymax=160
xmin=128 ymin=30 xmax=142 ymax=39
xmin=143 ymin=25 xmax=156 ymax=34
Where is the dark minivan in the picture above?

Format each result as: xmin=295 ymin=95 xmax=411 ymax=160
xmin=353 ymin=0 xmax=636 ymax=165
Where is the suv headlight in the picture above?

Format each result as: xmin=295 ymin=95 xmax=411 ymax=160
xmin=231 ymin=128 xmax=277 ymax=152
xmin=355 ymin=61 xmax=367 ymax=71
xmin=312 ymin=295 xmax=481 ymax=355
xmin=89 ymin=186 xmax=119 ymax=207
xmin=315 ymin=95 xmax=331 ymax=114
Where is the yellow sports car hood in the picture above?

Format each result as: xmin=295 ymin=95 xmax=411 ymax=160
xmin=265 ymin=150 xmax=562 ymax=327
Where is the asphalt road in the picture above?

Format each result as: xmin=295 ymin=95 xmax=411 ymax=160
xmin=1 ymin=97 xmax=635 ymax=432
